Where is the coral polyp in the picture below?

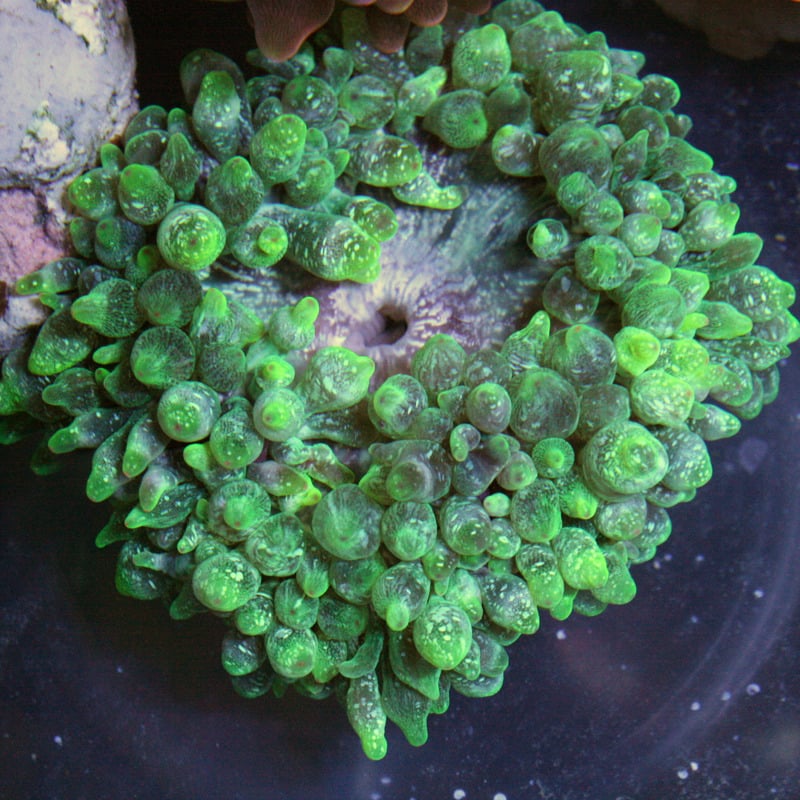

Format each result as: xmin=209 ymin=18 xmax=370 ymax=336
xmin=1 ymin=1 xmax=797 ymax=760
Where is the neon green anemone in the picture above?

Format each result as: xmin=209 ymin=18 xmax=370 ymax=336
xmin=1 ymin=0 xmax=797 ymax=761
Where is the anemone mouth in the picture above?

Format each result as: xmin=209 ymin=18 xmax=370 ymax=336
xmin=370 ymin=305 xmax=408 ymax=346
xmin=1 ymin=0 xmax=797 ymax=763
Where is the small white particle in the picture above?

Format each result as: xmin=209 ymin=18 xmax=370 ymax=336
xmin=746 ymin=683 xmax=761 ymax=696
xmin=454 ymin=790 xmax=467 ymax=800
xmin=690 ymin=761 xmax=699 ymax=772
xmin=753 ymin=588 xmax=765 ymax=599
xmin=116 ymin=665 xmax=125 ymax=674
xmin=690 ymin=701 xmax=701 ymax=711
xmin=380 ymin=776 xmax=391 ymax=786
xmin=738 ymin=437 xmax=769 ymax=474
xmin=721 ymin=691 xmax=732 ymax=702
xmin=694 ymin=554 xmax=705 ymax=564
xmin=493 ymin=793 xmax=508 ymax=800
xmin=677 ymin=767 xmax=689 ymax=780
xmin=690 ymin=614 xmax=700 ymax=624
xmin=556 ymin=629 xmax=567 ymax=640
xmin=53 ymin=735 xmax=63 ymax=747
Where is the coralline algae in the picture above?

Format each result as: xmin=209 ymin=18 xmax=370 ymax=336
xmin=0 ymin=1 xmax=797 ymax=759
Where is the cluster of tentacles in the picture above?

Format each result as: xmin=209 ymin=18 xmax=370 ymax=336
xmin=0 ymin=0 xmax=797 ymax=759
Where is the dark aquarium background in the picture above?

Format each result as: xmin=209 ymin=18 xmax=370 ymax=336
xmin=1 ymin=1 xmax=799 ymax=798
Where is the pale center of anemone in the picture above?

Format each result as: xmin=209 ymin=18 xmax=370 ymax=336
xmin=367 ymin=305 xmax=409 ymax=347
xmin=208 ymin=146 xmax=555 ymax=387
xmin=305 ymin=163 xmax=555 ymax=384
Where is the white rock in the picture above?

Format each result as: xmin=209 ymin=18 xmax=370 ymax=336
xmin=0 ymin=0 xmax=138 ymax=354
xmin=0 ymin=0 xmax=137 ymax=187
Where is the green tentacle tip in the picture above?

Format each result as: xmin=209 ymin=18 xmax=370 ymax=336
xmin=249 ymin=113 xmax=307 ymax=184
xmin=296 ymin=347 xmax=375 ymax=413
xmin=27 ymin=309 xmax=98 ymax=376
xmin=340 ymin=74 xmax=396 ymax=130
xmin=345 ymin=133 xmax=424 ymax=188
xmin=274 ymin=206 xmax=381 ymax=283
xmin=423 ymin=90 xmax=489 ymax=149
xmin=192 ymin=551 xmax=261 ymax=612
xmin=252 ymin=386 xmax=306 ymax=442
xmin=137 ymin=269 xmax=202 ymax=327
xmin=311 ymin=484 xmax=382 ymax=560
xmin=581 ymin=421 xmax=669 ymax=500
xmin=205 ymin=157 xmax=265 ymax=226
xmin=157 ymin=204 xmax=226 ymax=271
xmin=15 ymin=258 xmax=85 ymax=296
xmin=230 ymin=214 xmax=289 ymax=270
xmin=192 ymin=69 xmax=242 ymax=163
xmin=130 ymin=326 xmax=196 ymax=389
xmin=452 ymin=23 xmax=512 ymax=93
xmin=157 ymin=380 xmax=222 ymax=442
xmin=412 ymin=599 xmax=472 ymax=670
xmin=71 ymin=279 xmax=144 ymax=338
xmin=268 ymin=297 xmax=319 ymax=352
xmin=392 ymin=170 xmax=468 ymax=211
xmin=118 ymin=164 xmax=175 ymax=226
xmin=68 ymin=168 xmax=119 ymax=220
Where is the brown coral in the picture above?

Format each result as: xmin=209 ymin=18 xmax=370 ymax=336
xmin=653 ymin=0 xmax=800 ymax=58
xmin=236 ymin=0 xmax=492 ymax=60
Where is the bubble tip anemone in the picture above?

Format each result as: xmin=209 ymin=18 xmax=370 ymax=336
xmin=1 ymin=0 xmax=797 ymax=761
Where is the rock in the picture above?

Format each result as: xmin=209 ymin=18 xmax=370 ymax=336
xmin=0 ymin=0 xmax=138 ymax=354
xmin=653 ymin=0 xmax=800 ymax=58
